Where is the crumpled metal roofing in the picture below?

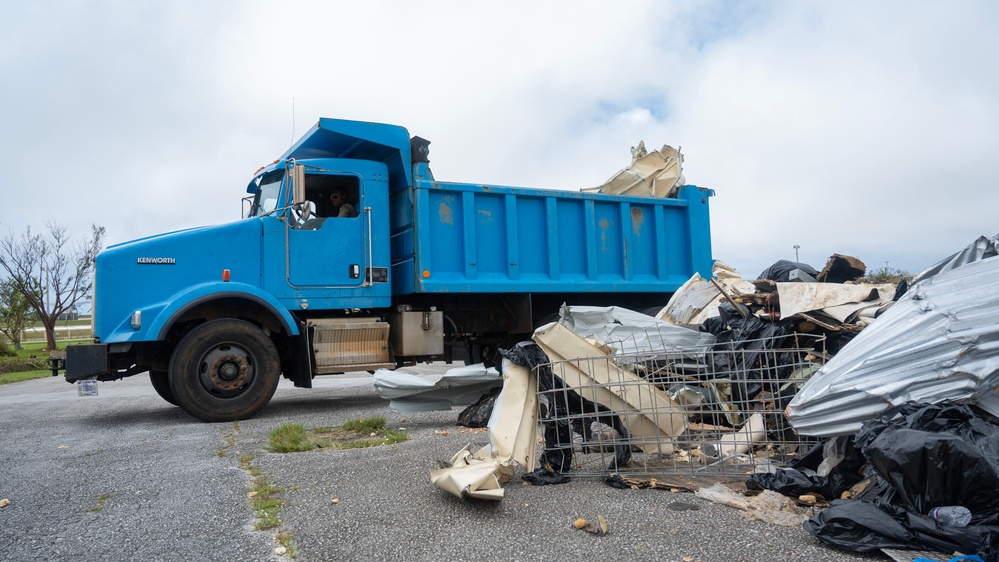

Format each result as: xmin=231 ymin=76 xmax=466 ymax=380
xmin=786 ymin=234 xmax=999 ymax=436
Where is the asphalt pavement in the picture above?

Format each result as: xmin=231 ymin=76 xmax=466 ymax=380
xmin=0 ymin=368 xmax=886 ymax=562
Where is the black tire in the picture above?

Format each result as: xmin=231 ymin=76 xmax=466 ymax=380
xmin=149 ymin=370 xmax=178 ymax=406
xmin=168 ymin=319 xmax=281 ymax=422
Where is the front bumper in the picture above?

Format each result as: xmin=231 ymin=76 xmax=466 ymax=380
xmin=65 ymin=344 xmax=109 ymax=382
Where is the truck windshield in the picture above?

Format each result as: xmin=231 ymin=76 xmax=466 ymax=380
xmin=250 ymin=171 xmax=285 ymax=217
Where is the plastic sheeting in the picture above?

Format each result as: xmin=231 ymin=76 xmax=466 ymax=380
xmin=786 ymin=246 xmax=999 ymax=436
xmin=373 ymin=364 xmax=501 ymax=412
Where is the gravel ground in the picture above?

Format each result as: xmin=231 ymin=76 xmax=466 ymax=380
xmin=0 ymin=369 xmax=890 ymax=562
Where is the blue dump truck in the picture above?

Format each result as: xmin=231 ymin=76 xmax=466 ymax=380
xmin=65 ymin=118 xmax=714 ymax=422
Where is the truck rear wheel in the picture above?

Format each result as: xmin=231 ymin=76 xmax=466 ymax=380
xmin=149 ymin=370 xmax=178 ymax=406
xmin=168 ymin=319 xmax=280 ymax=422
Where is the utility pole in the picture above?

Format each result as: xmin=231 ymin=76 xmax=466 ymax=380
xmin=793 ymin=245 xmax=800 ymax=262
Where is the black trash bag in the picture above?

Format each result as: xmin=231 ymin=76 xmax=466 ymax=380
xmin=699 ymin=303 xmax=798 ymax=416
xmin=522 ymin=468 xmax=572 ymax=486
xmin=747 ymin=469 xmax=836 ymax=499
xmin=804 ymin=499 xmax=918 ymax=552
xmin=855 ymin=402 xmax=999 ymax=525
xmin=456 ymin=387 xmax=501 ymax=428
xmin=804 ymin=402 xmax=999 ymax=561
xmin=747 ymin=437 xmax=865 ymax=499
xmin=804 ymin=499 xmax=999 ymax=560
xmin=499 ymin=342 xmax=631 ymax=476
xmin=757 ymin=260 xmax=819 ymax=282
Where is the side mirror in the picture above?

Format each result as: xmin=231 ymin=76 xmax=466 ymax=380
xmin=292 ymin=164 xmax=306 ymax=206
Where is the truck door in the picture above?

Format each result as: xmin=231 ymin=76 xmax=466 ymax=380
xmin=287 ymin=172 xmax=364 ymax=288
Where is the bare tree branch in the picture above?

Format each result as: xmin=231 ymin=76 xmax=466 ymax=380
xmin=0 ymin=223 xmax=105 ymax=350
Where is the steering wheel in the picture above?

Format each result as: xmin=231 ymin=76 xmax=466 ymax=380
xmin=291 ymin=202 xmax=313 ymax=226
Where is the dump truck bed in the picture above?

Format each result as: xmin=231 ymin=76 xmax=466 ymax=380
xmin=391 ymin=180 xmax=713 ymax=295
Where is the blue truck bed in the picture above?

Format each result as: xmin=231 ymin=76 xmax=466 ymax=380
xmin=391 ymin=180 xmax=713 ymax=296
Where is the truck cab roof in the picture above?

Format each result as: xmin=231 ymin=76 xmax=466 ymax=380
xmin=269 ymin=118 xmax=413 ymax=193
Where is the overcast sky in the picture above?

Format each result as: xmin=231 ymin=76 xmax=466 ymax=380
xmin=2 ymin=1 xmax=997 ymax=280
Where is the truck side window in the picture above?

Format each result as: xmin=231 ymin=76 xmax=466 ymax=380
xmin=308 ymin=175 xmax=359 ymax=219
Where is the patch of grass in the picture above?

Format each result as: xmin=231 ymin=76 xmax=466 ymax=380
xmin=240 ymin=454 xmax=284 ymax=531
xmin=269 ymin=423 xmax=316 ymax=453
xmin=341 ymin=416 xmax=388 ymax=433
xmin=88 ymin=493 xmax=115 ymax=513
xmin=0 ymin=370 xmax=51 ymax=385
xmin=269 ymin=417 xmax=408 ymax=454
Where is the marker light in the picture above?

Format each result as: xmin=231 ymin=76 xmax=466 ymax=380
xmin=422 ymin=270 xmax=431 ymax=278
xmin=222 ymin=269 xmax=231 ymax=282
xmin=131 ymin=311 xmax=141 ymax=329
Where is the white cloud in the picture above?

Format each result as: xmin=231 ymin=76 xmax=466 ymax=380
xmin=1 ymin=0 xmax=997 ymax=279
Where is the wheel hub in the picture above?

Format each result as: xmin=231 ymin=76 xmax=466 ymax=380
xmin=208 ymin=353 xmax=249 ymax=391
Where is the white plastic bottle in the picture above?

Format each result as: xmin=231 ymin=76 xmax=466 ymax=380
xmin=928 ymin=506 xmax=972 ymax=527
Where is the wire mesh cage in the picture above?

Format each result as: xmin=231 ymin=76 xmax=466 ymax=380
xmin=535 ymin=332 xmax=826 ymax=485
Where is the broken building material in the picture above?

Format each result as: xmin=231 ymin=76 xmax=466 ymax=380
xmin=534 ymin=321 xmax=689 ymax=454
xmin=911 ymin=233 xmax=999 ymax=285
xmin=583 ymin=141 xmax=685 ymax=198
xmin=774 ymin=282 xmax=896 ymax=326
xmin=528 ymin=308 xmax=823 ymax=481
xmin=786 ymin=242 xmax=999 ymax=436
xmin=430 ymin=358 xmax=538 ymax=500
xmin=816 ymin=254 xmax=867 ymax=283
xmin=660 ymin=261 xmax=756 ymax=326
xmin=700 ymin=413 xmax=766 ymax=460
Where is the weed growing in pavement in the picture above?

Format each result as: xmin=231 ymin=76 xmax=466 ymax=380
xmin=268 ymin=417 xmax=407 ymax=453
xmin=88 ymin=493 xmax=116 ymax=513
xmin=276 ymin=530 xmax=297 ymax=559
xmin=238 ymin=454 xmax=297 ymax=558
xmin=217 ymin=420 xmax=241 ymax=457
xmin=240 ymin=455 xmax=284 ymax=530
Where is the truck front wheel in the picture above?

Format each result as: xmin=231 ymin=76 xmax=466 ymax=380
xmin=168 ymin=319 xmax=281 ymax=422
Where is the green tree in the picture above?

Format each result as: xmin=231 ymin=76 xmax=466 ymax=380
xmin=0 ymin=223 xmax=105 ymax=350
xmin=0 ymin=277 xmax=32 ymax=350
xmin=863 ymin=262 xmax=907 ymax=284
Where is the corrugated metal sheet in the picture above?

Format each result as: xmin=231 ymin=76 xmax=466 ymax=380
xmin=786 ymin=247 xmax=999 ymax=437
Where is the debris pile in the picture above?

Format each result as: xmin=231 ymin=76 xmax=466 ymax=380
xmin=426 ymin=233 xmax=999 ymax=561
